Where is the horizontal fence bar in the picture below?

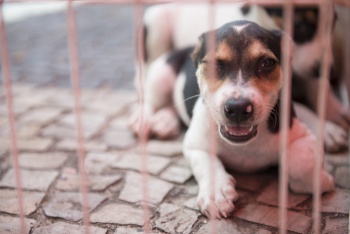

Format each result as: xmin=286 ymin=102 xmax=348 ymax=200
xmin=3 ymin=0 xmax=350 ymax=7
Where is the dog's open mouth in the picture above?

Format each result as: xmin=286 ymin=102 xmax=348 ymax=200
xmin=220 ymin=124 xmax=258 ymax=143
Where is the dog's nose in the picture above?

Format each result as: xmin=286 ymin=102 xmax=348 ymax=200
xmin=224 ymin=98 xmax=254 ymax=123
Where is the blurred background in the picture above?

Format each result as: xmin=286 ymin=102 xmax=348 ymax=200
xmin=2 ymin=2 xmax=135 ymax=89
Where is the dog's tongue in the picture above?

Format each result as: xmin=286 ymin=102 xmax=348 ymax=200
xmin=225 ymin=125 xmax=253 ymax=136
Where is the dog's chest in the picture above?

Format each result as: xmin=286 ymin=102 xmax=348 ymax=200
xmin=217 ymin=126 xmax=280 ymax=172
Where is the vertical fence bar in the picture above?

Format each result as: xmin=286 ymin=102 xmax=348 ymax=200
xmin=134 ymin=1 xmax=151 ymax=232
xmin=0 ymin=2 xmax=27 ymax=234
xmin=278 ymin=0 xmax=293 ymax=233
xmin=313 ymin=1 xmax=333 ymax=233
xmin=207 ymin=0 xmax=218 ymax=232
xmin=66 ymin=1 xmax=91 ymax=233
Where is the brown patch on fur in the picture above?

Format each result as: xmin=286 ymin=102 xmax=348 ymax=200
xmin=197 ymin=63 xmax=224 ymax=92
xmin=251 ymin=66 xmax=282 ymax=96
xmin=247 ymin=40 xmax=277 ymax=61
xmin=203 ymin=42 xmax=234 ymax=62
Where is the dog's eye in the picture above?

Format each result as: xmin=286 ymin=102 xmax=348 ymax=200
xmin=259 ymin=58 xmax=276 ymax=72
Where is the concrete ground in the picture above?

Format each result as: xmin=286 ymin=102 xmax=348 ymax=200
xmin=0 ymin=4 xmax=349 ymax=234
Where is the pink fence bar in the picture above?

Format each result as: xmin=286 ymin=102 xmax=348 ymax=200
xmin=0 ymin=0 xmax=348 ymax=233
xmin=207 ymin=1 xmax=218 ymax=233
xmin=4 ymin=0 xmax=350 ymax=7
xmin=278 ymin=1 xmax=293 ymax=233
xmin=313 ymin=1 xmax=334 ymax=233
xmin=134 ymin=1 xmax=152 ymax=233
xmin=66 ymin=1 xmax=91 ymax=233
xmin=0 ymin=2 xmax=27 ymax=234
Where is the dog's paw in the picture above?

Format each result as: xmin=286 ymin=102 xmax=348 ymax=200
xmin=150 ymin=107 xmax=180 ymax=139
xmin=324 ymin=121 xmax=349 ymax=153
xmin=197 ymin=176 xmax=239 ymax=219
xmin=290 ymin=170 xmax=335 ymax=194
xmin=128 ymin=104 xmax=153 ymax=138
xmin=327 ymin=107 xmax=350 ymax=131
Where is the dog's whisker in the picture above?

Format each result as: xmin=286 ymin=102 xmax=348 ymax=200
xmin=183 ymin=94 xmax=201 ymax=103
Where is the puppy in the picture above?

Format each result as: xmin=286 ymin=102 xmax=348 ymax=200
xmin=131 ymin=20 xmax=335 ymax=218
xmin=134 ymin=3 xmax=349 ymax=152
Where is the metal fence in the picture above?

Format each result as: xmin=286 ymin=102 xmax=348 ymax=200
xmin=1 ymin=0 xmax=349 ymax=233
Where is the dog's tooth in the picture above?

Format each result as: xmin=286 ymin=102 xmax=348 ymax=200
xmin=249 ymin=126 xmax=253 ymax=132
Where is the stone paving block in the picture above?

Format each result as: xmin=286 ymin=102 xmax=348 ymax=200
xmin=33 ymin=222 xmax=107 ymax=234
xmin=233 ymin=172 xmax=272 ymax=192
xmin=55 ymin=139 xmax=108 ymax=152
xmin=19 ymin=153 xmax=68 ymax=170
xmin=0 ymin=116 xmax=6 ymax=126
xmin=0 ymin=189 xmax=45 ymax=215
xmin=0 ymin=169 xmax=58 ymax=191
xmin=109 ymin=115 xmax=130 ymax=130
xmin=59 ymin=112 xmax=107 ymax=138
xmin=321 ymin=188 xmax=350 ymax=214
xmin=0 ymin=138 xmax=54 ymax=152
xmin=0 ymin=102 xmax=31 ymax=116
xmin=322 ymin=216 xmax=349 ymax=234
xmin=145 ymin=140 xmax=183 ymax=157
xmin=0 ymin=215 xmax=36 ymax=234
xmin=103 ymin=128 xmax=137 ymax=149
xmin=90 ymin=203 xmax=147 ymax=226
xmin=197 ymin=219 xmax=271 ymax=234
xmin=0 ymin=125 xmax=41 ymax=139
xmin=18 ymin=107 xmax=63 ymax=126
xmin=85 ymin=152 xmax=121 ymax=174
xmin=119 ymin=171 xmax=174 ymax=204
xmin=256 ymin=181 xmax=310 ymax=208
xmin=160 ymin=165 xmax=192 ymax=184
xmin=155 ymin=203 xmax=200 ymax=234
xmin=41 ymin=124 xmax=76 ymax=139
xmin=184 ymin=197 xmax=199 ymax=211
xmin=0 ymin=150 xmax=6 ymax=159
xmin=334 ymin=166 xmax=350 ymax=189
xmin=111 ymin=152 xmax=171 ymax=175
xmin=56 ymin=168 xmax=122 ymax=191
xmin=325 ymin=152 xmax=350 ymax=166
xmin=43 ymin=192 xmax=106 ymax=221
xmin=114 ymin=226 xmax=157 ymax=234
xmin=235 ymin=203 xmax=311 ymax=233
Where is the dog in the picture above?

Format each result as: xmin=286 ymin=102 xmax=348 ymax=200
xmin=130 ymin=20 xmax=335 ymax=218
xmin=134 ymin=3 xmax=349 ymax=152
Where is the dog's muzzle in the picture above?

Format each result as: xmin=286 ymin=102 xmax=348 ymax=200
xmin=220 ymin=98 xmax=258 ymax=143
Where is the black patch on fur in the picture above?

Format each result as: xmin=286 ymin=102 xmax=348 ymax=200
xmin=291 ymin=72 xmax=310 ymax=106
xmin=182 ymin=56 xmax=200 ymax=119
xmin=192 ymin=20 xmax=282 ymax=75
xmin=263 ymin=6 xmax=319 ymax=44
xmin=311 ymin=62 xmax=338 ymax=85
xmin=166 ymin=47 xmax=194 ymax=74
xmin=267 ymin=97 xmax=296 ymax=133
xmin=241 ymin=6 xmax=251 ymax=15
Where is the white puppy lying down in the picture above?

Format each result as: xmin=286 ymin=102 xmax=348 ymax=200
xmin=130 ymin=21 xmax=335 ymax=218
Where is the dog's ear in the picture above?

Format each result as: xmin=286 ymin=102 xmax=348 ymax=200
xmin=269 ymin=29 xmax=294 ymax=61
xmin=191 ymin=33 xmax=206 ymax=68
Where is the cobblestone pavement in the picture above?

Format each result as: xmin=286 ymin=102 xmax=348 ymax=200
xmin=0 ymin=84 xmax=349 ymax=234
xmin=1 ymin=3 xmax=349 ymax=234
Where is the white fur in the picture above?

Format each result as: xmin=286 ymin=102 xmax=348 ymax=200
xmin=173 ymin=72 xmax=191 ymax=126
xmin=184 ymin=97 xmax=334 ymax=218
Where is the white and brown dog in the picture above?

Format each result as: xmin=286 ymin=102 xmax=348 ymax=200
xmin=135 ymin=3 xmax=349 ymax=152
xmin=130 ymin=20 xmax=335 ymax=218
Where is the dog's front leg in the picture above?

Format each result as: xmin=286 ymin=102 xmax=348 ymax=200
xmin=183 ymin=100 xmax=239 ymax=218
xmin=184 ymin=148 xmax=238 ymax=219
